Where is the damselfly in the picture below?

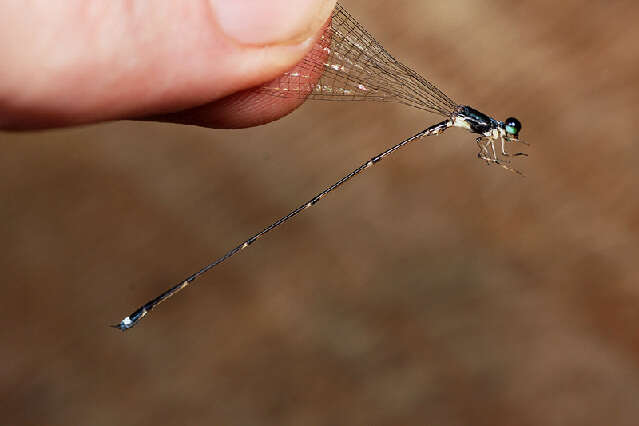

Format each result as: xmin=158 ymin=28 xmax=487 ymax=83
xmin=113 ymin=2 xmax=527 ymax=331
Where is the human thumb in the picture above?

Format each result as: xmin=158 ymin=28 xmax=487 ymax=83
xmin=0 ymin=0 xmax=335 ymax=129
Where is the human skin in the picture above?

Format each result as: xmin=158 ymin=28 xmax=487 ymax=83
xmin=0 ymin=0 xmax=336 ymax=130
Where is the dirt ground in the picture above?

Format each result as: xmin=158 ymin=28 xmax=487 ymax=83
xmin=2 ymin=1 xmax=639 ymax=425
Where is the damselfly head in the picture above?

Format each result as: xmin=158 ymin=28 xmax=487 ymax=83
xmin=504 ymin=117 xmax=522 ymax=139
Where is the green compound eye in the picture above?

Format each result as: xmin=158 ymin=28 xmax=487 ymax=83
xmin=505 ymin=117 xmax=522 ymax=137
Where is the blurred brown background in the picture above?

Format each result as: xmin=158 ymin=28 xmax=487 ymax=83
xmin=2 ymin=0 xmax=639 ymax=424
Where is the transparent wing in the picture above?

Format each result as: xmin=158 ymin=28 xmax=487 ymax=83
xmin=259 ymin=2 xmax=458 ymax=117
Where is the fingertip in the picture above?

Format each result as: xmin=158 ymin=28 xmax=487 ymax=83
xmin=150 ymin=34 xmax=329 ymax=129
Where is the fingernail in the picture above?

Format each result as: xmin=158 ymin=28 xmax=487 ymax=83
xmin=209 ymin=0 xmax=335 ymax=46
